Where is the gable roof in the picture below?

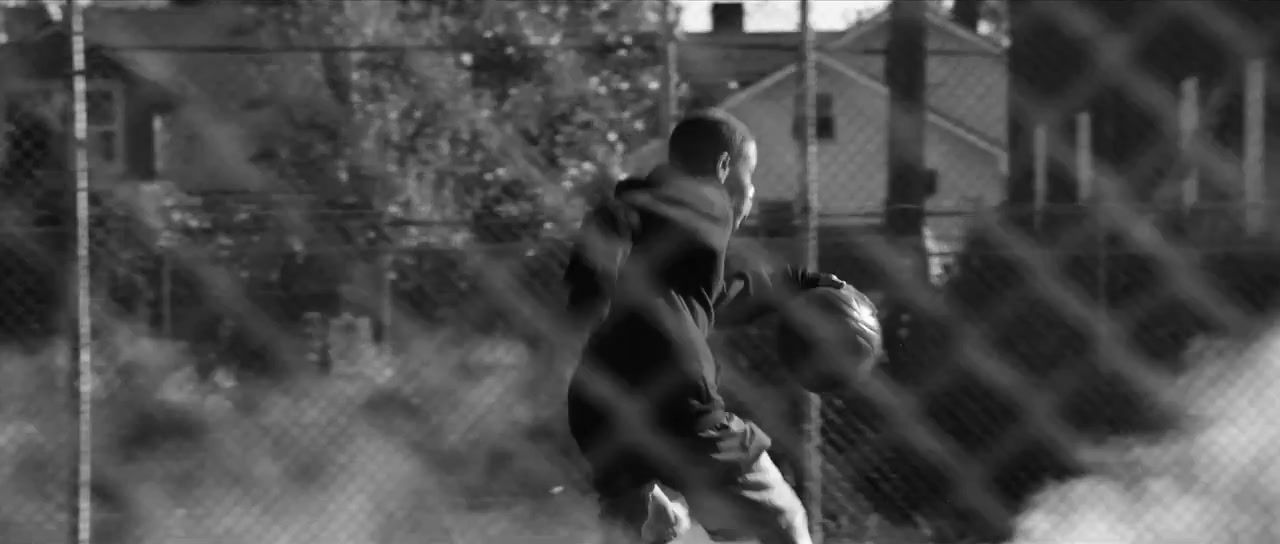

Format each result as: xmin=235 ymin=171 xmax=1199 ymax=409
xmin=723 ymin=52 xmax=1004 ymax=159
xmin=824 ymin=7 xmax=1004 ymax=55
xmin=622 ymin=8 xmax=1007 ymax=172
xmin=624 ymin=50 xmax=1007 ymax=173
xmin=674 ymin=29 xmax=844 ymax=107
xmin=671 ymin=4 xmax=1002 ymax=96
xmin=670 ymin=6 xmax=1002 ymax=107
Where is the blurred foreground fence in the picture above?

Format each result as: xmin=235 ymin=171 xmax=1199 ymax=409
xmin=6 ymin=1 xmax=1280 ymax=544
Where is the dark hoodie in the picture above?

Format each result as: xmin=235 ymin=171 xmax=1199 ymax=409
xmin=564 ymin=166 xmax=823 ymax=470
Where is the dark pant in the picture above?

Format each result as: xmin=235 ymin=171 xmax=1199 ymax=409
xmin=568 ymin=394 xmax=810 ymax=544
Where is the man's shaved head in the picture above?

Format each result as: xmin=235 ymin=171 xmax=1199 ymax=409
xmin=666 ymin=109 xmax=758 ymax=228
xmin=667 ymin=108 xmax=755 ymax=177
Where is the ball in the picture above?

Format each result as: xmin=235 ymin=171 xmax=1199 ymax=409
xmin=776 ymin=284 xmax=883 ymax=393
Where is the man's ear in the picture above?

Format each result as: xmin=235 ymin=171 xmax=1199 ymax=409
xmin=715 ymin=152 xmax=732 ymax=182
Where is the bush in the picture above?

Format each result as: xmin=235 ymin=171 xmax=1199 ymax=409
xmin=845 ymin=206 xmax=1280 ymax=540
xmin=847 ymin=210 xmax=1169 ymax=540
xmin=388 ymin=238 xmax=571 ymax=341
xmin=1 ymin=321 xmax=593 ymax=544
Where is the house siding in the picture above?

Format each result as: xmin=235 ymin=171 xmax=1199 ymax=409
xmin=725 ymin=63 xmax=1003 ymax=245
xmin=825 ymin=17 xmax=1007 ymax=147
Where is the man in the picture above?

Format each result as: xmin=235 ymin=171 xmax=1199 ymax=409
xmin=563 ymin=109 xmax=841 ymax=544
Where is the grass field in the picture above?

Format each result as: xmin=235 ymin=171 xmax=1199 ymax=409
xmin=2 ymin=321 xmax=1278 ymax=544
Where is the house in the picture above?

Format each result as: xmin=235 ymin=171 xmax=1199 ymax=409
xmin=0 ymin=3 xmax=178 ymax=192
xmin=0 ymin=2 xmax=264 ymax=193
xmin=626 ymin=2 xmax=1008 ymax=248
xmin=0 ymin=1 xmax=363 ymax=196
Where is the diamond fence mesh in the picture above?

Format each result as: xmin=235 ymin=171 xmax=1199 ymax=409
xmin=4 ymin=0 xmax=1280 ymax=543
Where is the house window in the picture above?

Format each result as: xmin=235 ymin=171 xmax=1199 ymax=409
xmin=84 ymin=81 xmax=126 ymax=174
xmin=793 ymin=92 xmax=836 ymax=141
xmin=3 ymin=80 xmax=126 ymax=174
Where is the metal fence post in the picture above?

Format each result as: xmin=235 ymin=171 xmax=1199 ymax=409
xmin=660 ymin=0 xmax=680 ymax=138
xmin=161 ymin=252 xmax=173 ymax=337
xmin=67 ymin=1 xmax=94 ymax=543
xmin=885 ymin=0 xmax=930 ymax=275
xmin=1243 ymin=57 xmax=1266 ymax=236
xmin=380 ymin=251 xmax=393 ymax=348
xmin=797 ymin=0 xmax=823 ymax=541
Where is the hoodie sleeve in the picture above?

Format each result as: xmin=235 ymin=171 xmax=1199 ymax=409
xmin=563 ymin=197 xmax=638 ymax=326
xmin=714 ymin=253 xmax=842 ymax=328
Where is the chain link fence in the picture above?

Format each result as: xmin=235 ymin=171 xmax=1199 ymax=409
xmin=4 ymin=1 xmax=1280 ymax=543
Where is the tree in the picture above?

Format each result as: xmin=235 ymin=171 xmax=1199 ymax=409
xmin=135 ymin=0 xmax=670 ymax=347
xmin=229 ymin=0 xmax=666 ymax=242
xmin=375 ymin=0 xmax=666 ymax=242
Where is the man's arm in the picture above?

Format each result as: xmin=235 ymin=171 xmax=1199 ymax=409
xmin=563 ymin=199 xmax=637 ymax=327
xmin=715 ymin=259 xmax=844 ymax=329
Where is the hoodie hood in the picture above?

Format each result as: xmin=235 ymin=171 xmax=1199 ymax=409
xmin=614 ymin=164 xmax=695 ymax=197
xmin=610 ymin=164 xmax=735 ymax=238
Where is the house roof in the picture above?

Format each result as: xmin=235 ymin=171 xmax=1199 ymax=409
xmin=822 ymin=6 xmax=1004 ymax=55
xmin=624 ymin=52 xmax=1005 ymax=172
xmin=675 ymin=29 xmax=846 ymax=106
xmin=709 ymin=7 xmax=1004 ymax=96
xmin=0 ymin=7 xmax=221 ymax=108
xmin=0 ymin=23 xmax=173 ymax=106
xmin=670 ymin=6 xmax=1003 ymax=106
xmin=624 ymin=8 xmax=1006 ymax=170
xmin=728 ymin=52 xmax=1004 ymax=159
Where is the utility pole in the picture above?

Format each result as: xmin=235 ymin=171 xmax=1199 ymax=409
xmin=884 ymin=0 xmax=930 ymax=279
xmin=797 ymin=0 xmax=823 ymax=541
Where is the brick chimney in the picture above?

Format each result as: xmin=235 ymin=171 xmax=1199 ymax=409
xmin=711 ymin=2 xmax=745 ymax=34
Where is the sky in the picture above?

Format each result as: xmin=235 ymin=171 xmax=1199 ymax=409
xmin=677 ymin=0 xmax=891 ymax=32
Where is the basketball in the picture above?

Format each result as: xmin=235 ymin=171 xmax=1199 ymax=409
xmin=776 ymin=284 xmax=883 ymax=393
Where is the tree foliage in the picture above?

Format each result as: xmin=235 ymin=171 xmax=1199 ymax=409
xmin=88 ymin=0 xmax=675 ymax=359
xmin=232 ymin=0 xmax=666 ymax=245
